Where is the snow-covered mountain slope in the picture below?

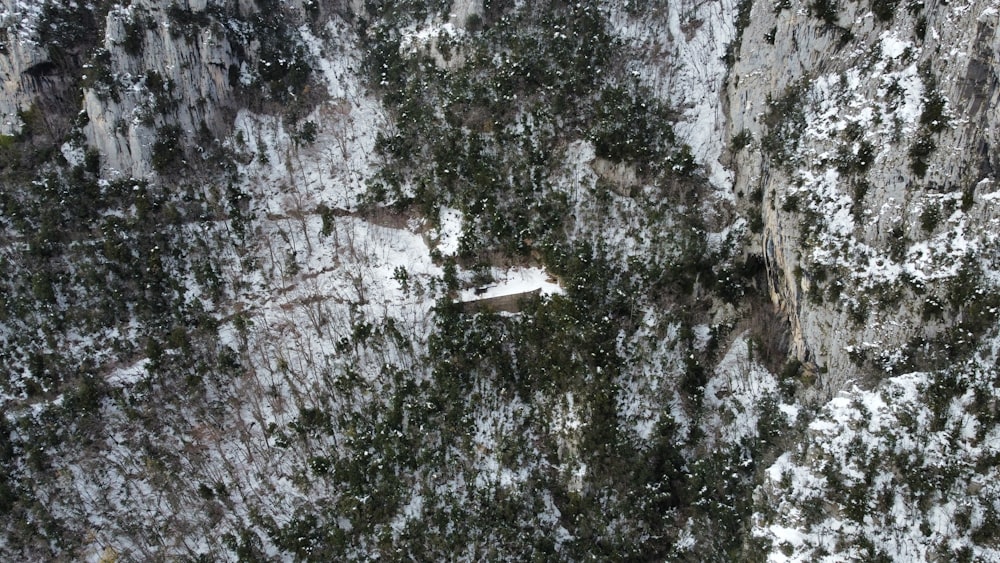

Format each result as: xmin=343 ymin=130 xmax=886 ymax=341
xmin=0 ymin=1 xmax=743 ymax=559
xmin=754 ymin=363 xmax=1000 ymax=561
xmin=1 ymin=0 xmax=1000 ymax=561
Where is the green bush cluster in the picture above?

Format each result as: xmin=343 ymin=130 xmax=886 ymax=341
xmin=0 ymin=146 xmax=236 ymax=401
xmin=909 ymin=65 xmax=948 ymax=177
xmin=731 ymin=129 xmax=753 ymax=151
xmin=589 ymin=86 xmax=689 ymax=176
xmin=871 ymin=0 xmax=901 ymax=22
xmin=761 ymin=82 xmax=807 ymax=170
xmin=724 ymin=0 xmax=755 ymax=66
xmin=362 ymin=0 xmax=702 ymax=259
xmin=152 ymin=124 xmax=183 ymax=173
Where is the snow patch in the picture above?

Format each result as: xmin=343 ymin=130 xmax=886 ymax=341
xmin=457 ymin=266 xmax=562 ymax=302
xmin=105 ymin=359 xmax=151 ymax=387
xmin=434 ymin=207 xmax=463 ymax=255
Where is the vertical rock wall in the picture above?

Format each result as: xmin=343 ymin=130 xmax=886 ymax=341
xmin=0 ymin=0 xmax=326 ymax=178
xmin=727 ymin=0 xmax=1000 ymax=397
xmin=0 ymin=0 xmax=92 ymax=139
xmin=83 ymin=0 xmax=242 ymax=177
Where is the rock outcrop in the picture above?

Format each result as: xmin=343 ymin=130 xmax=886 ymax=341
xmin=727 ymin=0 xmax=1000 ymax=398
xmin=0 ymin=0 xmax=96 ymax=139
xmin=82 ymin=0 xmax=242 ymax=177
xmin=0 ymin=0 xmax=326 ymax=178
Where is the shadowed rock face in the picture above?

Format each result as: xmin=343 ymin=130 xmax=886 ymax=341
xmin=457 ymin=288 xmax=540 ymax=314
xmin=0 ymin=0 xmax=96 ymax=139
xmin=0 ymin=0 xmax=318 ymax=178
xmin=82 ymin=0 xmax=245 ymax=178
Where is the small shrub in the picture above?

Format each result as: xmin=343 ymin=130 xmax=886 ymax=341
xmin=919 ymin=86 xmax=947 ymax=133
xmin=465 ymin=13 xmax=483 ymax=32
xmin=851 ymin=180 xmax=870 ymax=218
xmin=392 ymin=266 xmax=410 ymax=292
xmin=842 ymin=120 xmax=864 ymax=141
xmin=922 ymin=296 xmax=944 ymax=320
xmin=848 ymin=298 xmax=869 ymax=325
xmin=731 ymin=129 xmax=753 ymax=151
xmin=589 ymin=85 xmax=676 ymax=168
xmin=888 ymin=226 xmax=909 ymax=262
xmin=871 ymin=0 xmax=900 ymax=22
xmin=122 ymin=10 xmax=155 ymax=57
xmin=761 ymin=82 xmax=807 ymax=168
xmin=909 ymin=132 xmax=935 ymax=177
xmin=303 ymin=0 xmax=320 ymax=21
xmin=914 ymin=15 xmax=927 ymax=41
xmin=919 ymin=205 xmax=940 ymax=232
xmin=836 ymin=140 xmax=874 ymax=175
xmin=781 ymin=193 xmax=800 ymax=212
xmin=724 ymin=0 xmax=755 ymax=65
xmin=810 ymin=0 xmax=840 ymax=26
xmin=317 ymin=204 xmax=335 ymax=236
xmin=166 ymin=3 xmax=211 ymax=41
xmin=765 ymin=26 xmax=777 ymax=44
xmin=294 ymin=121 xmax=318 ymax=145
xmin=152 ymin=125 xmax=183 ymax=173
xmin=961 ymin=185 xmax=975 ymax=211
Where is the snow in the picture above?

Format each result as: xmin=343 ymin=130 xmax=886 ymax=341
xmin=879 ymin=31 xmax=911 ymax=59
xmin=779 ymin=403 xmax=800 ymax=424
xmin=105 ymin=359 xmax=151 ymax=387
xmin=699 ymin=333 xmax=787 ymax=448
xmin=0 ymin=0 xmax=46 ymax=44
xmin=613 ymin=312 xmax=690 ymax=442
xmin=434 ymin=207 xmax=463 ymax=255
xmin=390 ymin=493 xmax=425 ymax=536
xmin=20 ymin=18 xmax=480 ymax=555
xmin=457 ymin=266 xmax=562 ymax=302
xmin=60 ymin=141 xmax=85 ymax=167
xmin=397 ymin=19 xmax=468 ymax=69
xmin=891 ymin=64 xmax=925 ymax=127
xmin=11 ymin=0 xmax=1000 ymax=559
xmin=399 ymin=22 xmax=464 ymax=55
xmin=754 ymin=367 xmax=1000 ymax=562
xmin=233 ymin=22 xmax=388 ymax=213
xmin=780 ymin=35 xmax=993 ymax=301
xmin=300 ymin=22 xmax=366 ymax=101
xmin=903 ymin=221 xmax=980 ymax=282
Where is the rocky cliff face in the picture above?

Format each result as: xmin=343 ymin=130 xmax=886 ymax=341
xmin=82 ymin=0 xmax=243 ymax=177
xmin=727 ymin=0 xmax=1000 ymax=398
xmin=1 ymin=0 xmax=330 ymax=177
xmin=0 ymin=0 xmax=99 ymax=142
xmin=0 ymin=1 xmax=51 ymax=134
xmin=725 ymin=1 xmax=1000 ymax=558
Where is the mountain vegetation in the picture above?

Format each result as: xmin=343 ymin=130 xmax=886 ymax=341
xmin=0 ymin=0 xmax=999 ymax=560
